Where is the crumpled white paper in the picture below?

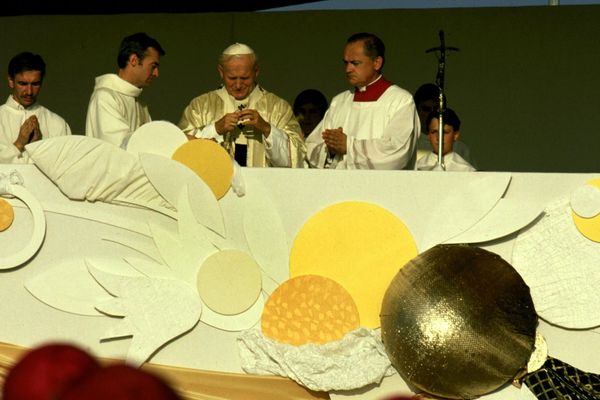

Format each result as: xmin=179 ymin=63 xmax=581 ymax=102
xmin=237 ymin=327 xmax=395 ymax=391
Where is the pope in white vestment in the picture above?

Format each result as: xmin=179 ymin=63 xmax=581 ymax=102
xmin=416 ymin=151 xmax=476 ymax=172
xmin=178 ymin=85 xmax=304 ymax=168
xmin=85 ymin=74 xmax=151 ymax=148
xmin=306 ymin=76 xmax=419 ymax=170
xmin=0 ymin=96 xmax=71 ymax=164
xmin=178 ymin=43 xmax=304 ymax=168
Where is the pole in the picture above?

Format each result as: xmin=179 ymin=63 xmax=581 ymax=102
xmin=426 ymin=30 xmax=459 ymax=171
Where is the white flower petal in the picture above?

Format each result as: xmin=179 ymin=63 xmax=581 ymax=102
xmin=570 ymin=184 xmax=600 ymax=218
xmin=88 ymin=266 xmax=202 ymax=366
xmin=25 ymin=258 xmax=111 ymax=316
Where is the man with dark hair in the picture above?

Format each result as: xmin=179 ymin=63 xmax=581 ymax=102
xmin=416 ymin=108 xmax=475 ymax=171
xmin=0 ymin=52 xmax=71 ymax=163
xmin=85 ymin=32 xmax=165 ymax=147
xmin=306 ymin=32 xmax=419 ymax=169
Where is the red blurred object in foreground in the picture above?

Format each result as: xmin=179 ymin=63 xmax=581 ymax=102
xmin=60 ymin=363 xmax=180 ymax=400
xmin=3 ymin=343 xmax=100 ymax=400
xmin=2 ymin=343 xmax=181 ymax=400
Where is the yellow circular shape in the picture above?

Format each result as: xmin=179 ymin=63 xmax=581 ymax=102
xmin=289 ymin=201 xmax=418 ymax=328
xmin=197 ymin=250 xmax=262 ymax=315
xmin=261 ymin=274 xmax=360 ymax=346
xmin=0 ymin=198 xmax=15 ymax=232
xmin=572 ymin=178 xmax=600 ymax=242
xmin=172 ymin=139 xmax=233 ymax=199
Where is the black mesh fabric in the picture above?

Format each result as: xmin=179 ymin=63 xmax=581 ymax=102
xmin=524 ymin=357 xmax=600 ymax=400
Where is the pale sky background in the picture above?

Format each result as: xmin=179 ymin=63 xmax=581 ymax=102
xmin=266 ymin=0 xmax=600 ymax=11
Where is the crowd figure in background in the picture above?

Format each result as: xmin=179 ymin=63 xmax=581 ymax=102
xmin=416 ymin=108 xmax=476 ymax=171
xmin=293 ymin=89 xmax=328 ymax=139
xmin=178 ymin=43 xmax=305 ymax=168
xmin=85 ymin=32 xmax=165 ymax=148
xmin=306 ymin=32 xmax=419 ymax=169
xmin=0 ymin=52 xmax=71 ymax=164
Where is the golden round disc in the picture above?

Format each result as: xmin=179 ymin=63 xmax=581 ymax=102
xmin=171 ymin=139 xmax=233 ymax=199
xmin=261 ymin=274 xmax=360 ymax=346
xmin=289 ymin=201 xmax=417 ymax=328
xmin=0 ymin=198 xmax=15 ymax=232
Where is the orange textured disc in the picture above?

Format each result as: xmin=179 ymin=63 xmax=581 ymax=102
xmin=261 ymin=275 xmax=360 ymax=346
xmin=171 ymin=139 xmax=233 ymax=199
xmin=0 ymin=198 xmax=15 ymax=232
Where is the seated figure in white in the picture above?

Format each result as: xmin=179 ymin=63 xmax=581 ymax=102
xmin=416 ymin=107 xmax=476 ymax=172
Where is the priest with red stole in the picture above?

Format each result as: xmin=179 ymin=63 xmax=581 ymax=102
xmin=306 ymin=32 xmax=420 ymax=170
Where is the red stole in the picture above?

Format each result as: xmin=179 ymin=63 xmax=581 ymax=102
xmin=353 ymin=77 xmax=393 ymax=102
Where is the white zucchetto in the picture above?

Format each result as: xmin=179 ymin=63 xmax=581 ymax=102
xmin=222 ymin=43 xmax=255 ymax=55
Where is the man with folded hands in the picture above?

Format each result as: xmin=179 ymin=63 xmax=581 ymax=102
xmin=178 ymin=43 xmax=305 ymax=168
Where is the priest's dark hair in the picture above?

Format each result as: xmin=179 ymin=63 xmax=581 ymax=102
xmin=117 ymin=32 xmax=166 ymax=68
xmin=8 ymin=52 xmax=46 ymax=80
xmin=346 ymin=32 xmax=385 ymax=71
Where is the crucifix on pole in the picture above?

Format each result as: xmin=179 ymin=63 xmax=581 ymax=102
xmin=425 ymin=30 xmax=459 ymax=170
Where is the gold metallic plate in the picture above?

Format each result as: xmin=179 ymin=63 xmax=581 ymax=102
xmin=380 ymin=245 xmax=537 ymax=399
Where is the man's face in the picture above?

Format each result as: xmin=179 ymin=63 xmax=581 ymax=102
xmin=343 ymin=41 xmax=382 ymax=88
xmin=218 ymin=55 xmax=258 ymax=101
xmin=8 ymin=70 xmax=42 ymax=108
xmin=131 ymin=47 xmax=161 ymax=88
xmin=427 ymin=117 xmax=460 ymax=156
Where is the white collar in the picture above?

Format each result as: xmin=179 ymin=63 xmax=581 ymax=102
xmin=5 ymin=95 xmax=40 ymax=111
xmin=357 ymin=74 xmax=383 ymax=92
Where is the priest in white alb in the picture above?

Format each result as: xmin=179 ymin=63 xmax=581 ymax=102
xmin=85 ymin=32 xmax=165 ymax=148
xmin=306 ymin=32 xmax=419 ymax=170
xmin=178 ymin=43 xmax=305 ymax=168
xmin=0 ymin=52 xmax=71 ymax=164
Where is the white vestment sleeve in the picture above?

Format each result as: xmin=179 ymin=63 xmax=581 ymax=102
xmin=1 ymin=106 xmax=70 ymax=164
xmin=62 ymin=121 xmax=72 ymax=136
xmin=263 ymin=126 xmax=290 ymax=167
xmin=305 ymin=116 xmax=333 ymax=168
xmin=196 ymin=123 xmax=222 ymax=142
xmin=345 ymin=99 xmax=419 ymax=170
xmin=0 ymin=142 xmax=26 ymax=164
xmin=86 ymin=91 xmax=135 ymax=148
